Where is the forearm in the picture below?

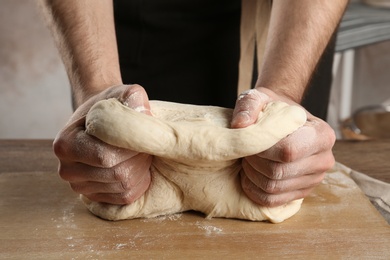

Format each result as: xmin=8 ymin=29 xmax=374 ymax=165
xmin=255 ymin=0 xmax=348 ymax=103
xmin=38 ymin=0 xmax=122 ymax=108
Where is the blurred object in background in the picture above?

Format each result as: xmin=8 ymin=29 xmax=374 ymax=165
xmin=341 ymin=102 xmax=390 ymax=140
xmin=363 ymin=0 xmax=390 ymax=8
xmin=328 ymin=1 xmax=390 ymax=139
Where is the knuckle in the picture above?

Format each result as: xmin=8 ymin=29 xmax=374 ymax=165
xmin=298 ymin=188 xmax=312 ymax=199
xmin=95 ymin=154 xmax=109 ymax=167
xmin=253 ymin=193 xmax=281 ymax=207
xmin=118 ymin=191 xmax=138 ymax=204
xmin=241 ymin=174 xmax=281 ymax=207
xmin=260 ymin=196 xmax=279 ymax=207
xmin=268 ymin=162 xmax=287 ymax=180
xmin=313 ymin=175 xmax=325 ymax=186
xmin=113 ymin=165 xmax=149 ymax=192
xmin=113 ymin=167 xmax=134 ymax=192
xmin=126 ymin=84 xmax=146 ymax=98
xmin=329 ymin=128 xmax=337 ymax=146
xmin=279 ymin=143 xmax=298 ymax=163
xmin=130 ymin=83 xmax=144 ymax=90
xmin=69 ymin=183 xmax=84 ymax=194
xmin=263 ymin=179 xmax=282 ymax=194
xmin=315 ymin=119 xmax=336 ymax=148
xmin=95 ymin=150 xmax=118 ymax=168
xmin=318 ymin=153 xmax=336 ymax=173
xmin=325 ymin=154 xmax=336 ymax=170
xmin=116 ymin=184 xmax=147 ymax=204
xmin=52 ymin=135 xmax=69 ymax=159
xmin=58 ymin=165 xmax=71 ymax=181
xmin=120 ymin=179 xmax=133 ymax=192
xmin=236 ymin=90 xmax=257 ymax=107
xmin=324 ymin=125 xmax=336 ymax=148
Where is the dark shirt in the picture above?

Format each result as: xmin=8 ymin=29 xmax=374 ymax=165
xmin=113 ymin=0 xmax=336 ymax=119
xmin=114 ymin=0 xmax=241 ymax=108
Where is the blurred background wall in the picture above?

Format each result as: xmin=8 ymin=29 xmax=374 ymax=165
xmin=0 ymin=0 xmax=389 ymax=139
xmin=0 ymin=0 xmax=72 ymax=138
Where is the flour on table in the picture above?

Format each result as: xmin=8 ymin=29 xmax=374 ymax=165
xmin=83 ymin=98 xmax=307 ymax=223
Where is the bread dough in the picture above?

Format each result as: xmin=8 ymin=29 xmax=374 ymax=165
xmin=83 ymin=98 xmax=307 ymax=223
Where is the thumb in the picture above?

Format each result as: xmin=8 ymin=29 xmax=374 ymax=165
xmin=119 ymin=84 xmax=152 ymax=116
xmin=231 ymin=89 xmax=270 ymax=129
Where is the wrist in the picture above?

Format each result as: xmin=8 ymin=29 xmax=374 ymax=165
xmin=254 ymin=85 xmax=303 ymax=105
xmin=72 ymin=79 xmax=123 ymax=109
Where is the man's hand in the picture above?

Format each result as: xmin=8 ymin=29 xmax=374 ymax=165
xmin=231 ymin=87 xmax=336 ymax=207
xmin=53 ymin=84 xmax=152 ymax=205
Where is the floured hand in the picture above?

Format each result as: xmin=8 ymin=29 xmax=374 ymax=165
xmin=231 ymin=87 xmax=336 ymax=207
xmin=53 ymin=84 xmax=152 ymax=204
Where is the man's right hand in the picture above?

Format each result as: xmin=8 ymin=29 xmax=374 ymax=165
xmin=53 ymin=84 xmax=153 ymax=205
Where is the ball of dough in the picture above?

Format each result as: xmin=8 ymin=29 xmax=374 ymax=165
xmin=83 ymin=99 xmax=306 ymax=223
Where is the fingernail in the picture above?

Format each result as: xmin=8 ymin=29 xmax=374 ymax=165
xmin=133 ymin=105 xmax=145 ymax=112
xmin=121 ymin=91 xmax=141 ymax=108
xmin=238 ymin=111 xmax=250 ymax=121
xmin=133 ymin=105 xmax=151 ymax=115
xmin=237 ymin=89 xmax=270 ymax=105
xmin=237 ymin=89 xmax=255 ymax=101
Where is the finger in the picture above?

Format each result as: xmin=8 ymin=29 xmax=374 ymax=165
xmin=231 ymin=89 xmax=270 ymax=128
xmin=242 ymin=158 xmax=326 ymax=194
xmin=54 ymin=121 xmax=139 ymax=168
xmin=59 ymin=153 xmax=152 ymax=183
xmin=85 ymin=172 xmax=152 ymax=205
xmin=240 ymin=172 xmax=317 ymax=207
xmin=244 ymin=149 xmax=335 ymax=180
xmin=71 ymin=181 xmax=130 ymax=194
xmin=259 ymin=118 xmax=336 ymax=163
xmin=119 ymin=84 xmax=152 ymax=116
xmin=70 ymin=163 xmax=151 ymax=195
xmin=68 ymin=154 xmax=152 ymax=197
xmin=54 ymin=84 xmax=154 ymax=167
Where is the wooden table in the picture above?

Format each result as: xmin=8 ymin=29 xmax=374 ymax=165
xmin=333 ymin=140 xmax=390 ymax=183
xmin=1 ymin=139 xmax=389 ymax=259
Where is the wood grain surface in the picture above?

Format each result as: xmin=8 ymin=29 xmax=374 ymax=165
xmin=333 ymin=140 xmax=390 ymax=183
xmin=0 ymin=139 xmax=389 ymax=259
